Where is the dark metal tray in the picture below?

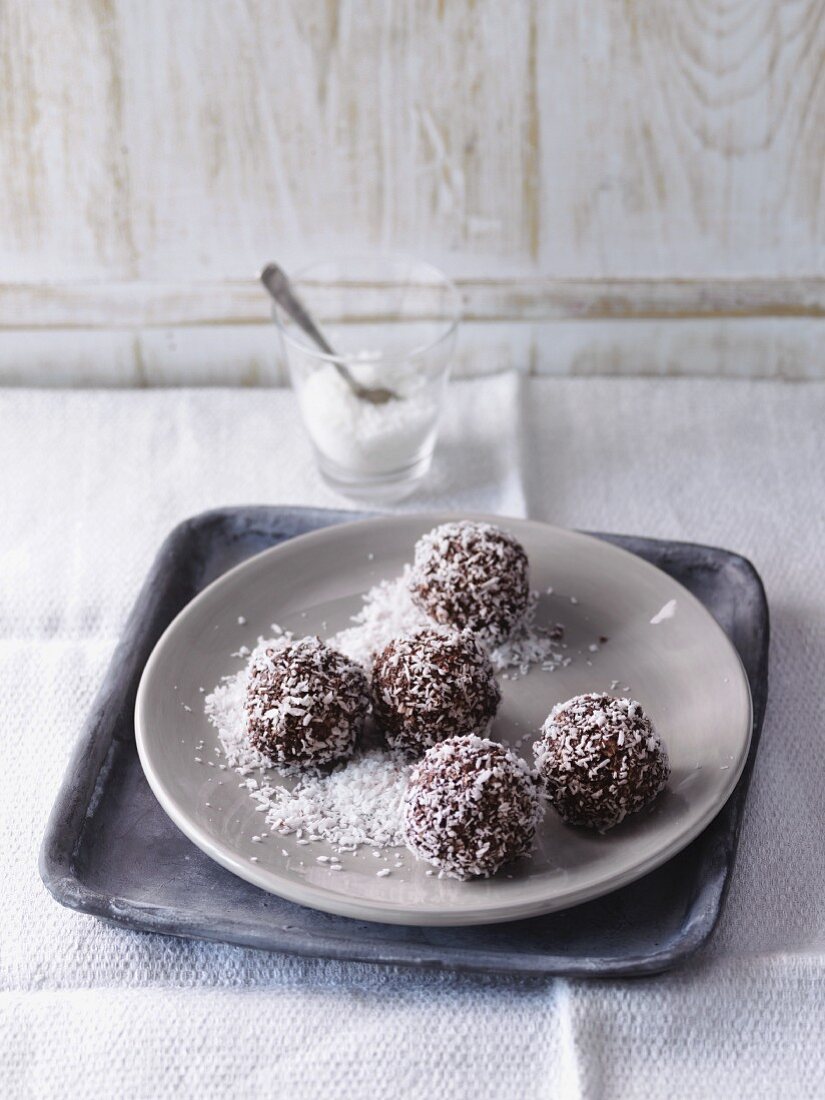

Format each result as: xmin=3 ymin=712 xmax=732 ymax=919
xmin=40 ymin=506 xmax=769 ymax=977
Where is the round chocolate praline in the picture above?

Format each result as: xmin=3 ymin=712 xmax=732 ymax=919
xmin=533 ymin=693 xmax=670 ymax=831
xmin=245 ymin=636 xmax=369 ymax=772
xmin=372 ymin=628 xmax=501 ymax=756
xmin=409 ymin=521 xmax=530 ymax=646
xmin=402 ymin=734 xmax=542 ymax=879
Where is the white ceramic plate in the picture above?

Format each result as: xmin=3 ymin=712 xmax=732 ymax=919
xmin=135 ymin=514 xmax=752 ymax=926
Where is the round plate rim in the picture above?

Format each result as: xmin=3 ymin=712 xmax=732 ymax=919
xmin=135 ymin=512 xmax=753 ymax=927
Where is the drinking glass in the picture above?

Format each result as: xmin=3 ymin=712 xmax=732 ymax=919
xmin=273 ymin=255 xmax=461 ymax=504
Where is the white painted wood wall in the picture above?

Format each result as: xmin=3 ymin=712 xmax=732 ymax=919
xmin=0 ymin=0 xmax=822 ymax=384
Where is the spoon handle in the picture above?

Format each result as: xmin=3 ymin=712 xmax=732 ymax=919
xmin=260 ymin=263 xmax=336 ymax=358
xmin=260 ymin=262 xmax=397 ymax=404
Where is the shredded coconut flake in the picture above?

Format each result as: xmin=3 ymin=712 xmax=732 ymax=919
xmin=650 ymin=599 xmax=677 ymax=625
xmin=331 ymin=568 xmax=567 ymax=678
xmin=299 ymin=362 xmax=438 ymax=477
xmin=265 ymin=749 xmax=409 ymax=849
xmin=205 ymin=662 xmax=409 ymax=849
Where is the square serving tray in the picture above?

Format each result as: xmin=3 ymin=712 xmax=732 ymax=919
xmin=40 ymin=506 xmax=769 ymax=977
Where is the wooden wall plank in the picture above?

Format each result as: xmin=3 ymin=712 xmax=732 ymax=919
xmin=0 ymin=278 xmax=822 ymax=330
xmin=0 ymin=1 xmax=822 ymax=382
xmin=538 ymin=0 xmax=825 ymax=276
xmin=0 ymin=0 xmax=137 ymax=279
xmin=1 ymin=318 xmax=820 ymax=386
xmin=2 ymin=1 xmax=823 ymax=284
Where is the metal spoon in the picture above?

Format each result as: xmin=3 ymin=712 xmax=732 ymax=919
xmin=260 ymin=263 xmax=398 ymax=405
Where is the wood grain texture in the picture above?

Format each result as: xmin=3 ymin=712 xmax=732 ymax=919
xmin=538 ymin=0 xmax=825 ymax=276
xmin=1 ymin=318 xmax=821 ymax=387
xmin=0 ymin=0 xmax=823 ymax=380
xmin=0 ymin=276 xmax=823 ymax=329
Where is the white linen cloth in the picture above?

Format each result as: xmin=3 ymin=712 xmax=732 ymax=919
xmin=1 ymin=376 xmax=824 ymax=1099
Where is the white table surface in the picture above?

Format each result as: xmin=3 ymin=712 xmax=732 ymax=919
xmin=2 ymin=376 xmax=824 ymax=1099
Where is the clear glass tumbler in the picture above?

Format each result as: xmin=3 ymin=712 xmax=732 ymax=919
xmin=273 ymin=255 xmax=461 ymax=504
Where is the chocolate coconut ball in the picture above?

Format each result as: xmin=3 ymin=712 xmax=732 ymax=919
xmin=372 ymin=628 xmax=501 ymax=755
xmin=402 ymin=734 xmax=542 ymax=878
xmin=245 ymin=636 xmax=369 ymax=771
xmin=533 ymin=693 xmax=670 ymax=831
xmin=409 ymin=521 xmax=530 ymax=646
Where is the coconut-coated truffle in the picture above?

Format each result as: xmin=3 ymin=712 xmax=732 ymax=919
xmin=533 ymin=693 xmax=670 ymax=831
xmin=245 ymin=636 xmax=369 ymax=771
xmin=402 ymin=734 xmax=542 ymax=878
xmin=372 ymin=628 xmax=501 ymax=755
xmin=409 ymin=521 xmax=531 ymax=645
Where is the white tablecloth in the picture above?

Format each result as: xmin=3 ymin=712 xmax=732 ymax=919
xmin=2 ymin=376 xmax=824 ymax=1099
